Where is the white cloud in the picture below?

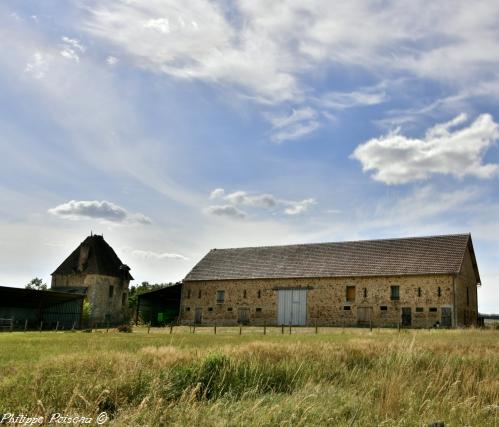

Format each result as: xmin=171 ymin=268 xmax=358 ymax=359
xmin=209 ymin=188 xmax=225 ymax=199
xmin=131 ymin=249 xmax=188 ymax=260
xmin=207 ymin=188 xmax=316 ymax=216
xmin=268 ymin=107 xmax=319 ymax=143
xmin=24 ymin=51 xmax=48 ymax=79
xmin=48 ymin=200 xmax=152 ymax=224
xmin=204 ymin=205 xmax=247 ymax=219
xmin=106 ymin=56 xmax=118 ymax=65
xmin=319 ymin=86 xmax=388 ymax=110
xmin=352 ymin=114 xmax=499 ymax=184
xmin=60 ymin=36 xmax=85 ymax=62
xmin=284 ymin=198 xmax=316 ymax=215
xmin=82 ymin=1 xmax=499 ymax=105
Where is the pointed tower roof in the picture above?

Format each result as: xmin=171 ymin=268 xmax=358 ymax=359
xmin=52 ymin=235 xmax=133 ymax=280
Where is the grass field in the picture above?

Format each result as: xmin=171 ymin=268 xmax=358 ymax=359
xmin=0 ymin=327 xmax=498 ymax=426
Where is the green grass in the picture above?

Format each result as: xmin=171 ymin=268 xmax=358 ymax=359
xmin=0 ymin=327 xmax=498 ymax=426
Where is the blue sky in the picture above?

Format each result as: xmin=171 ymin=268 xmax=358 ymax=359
xmin=1 ymin=1 xmax=499 ymax=312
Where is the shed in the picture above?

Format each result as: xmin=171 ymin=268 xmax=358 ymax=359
xmin=0 ymin=286 xmax=84 ymax=330
xmin=136 ymin=284 xmax=182 ymax=326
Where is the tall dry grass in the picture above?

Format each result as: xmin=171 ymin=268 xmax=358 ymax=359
xmin=0 ymin=329 xmax=497 ymax=426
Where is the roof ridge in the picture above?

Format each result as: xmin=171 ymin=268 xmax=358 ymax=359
xmin=209 ymin=233 xmax=471 ymax=252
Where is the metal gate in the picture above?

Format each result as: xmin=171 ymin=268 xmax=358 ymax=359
xmin=401 ymin=307 xmax=412 ymax=327
xmin=194 ymin=308 xmax=202 ymax=324
xmin=277 ymin=289 xmax=307 ymax=326
xmin=441 ymin=307 xmax=452 ymax=327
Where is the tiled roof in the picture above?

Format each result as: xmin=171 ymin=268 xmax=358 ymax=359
xmin=52 ymin=235 xmax=133 ymax=280
xmin=184 ymin=234 xmax=474 ymax=281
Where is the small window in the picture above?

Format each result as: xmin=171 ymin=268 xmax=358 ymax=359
xmin=187 ymin=289 xmax=191 ymax=299
xmin=243 ymin=289 xmax=247 ymax=298
xmin=390 ymin=285 xmax=400 ymax=300
xmin=108 ymin=285 xmax=114 ymax=298
xmin=255 ymin=308 xmax=262 ymax=312
xmin=466 ymin=287 xmax=470 ymax=306
xmin=216 ymin=290 xmax=225 ymax=304
xmin=437 ymin=287 xmax=441 ymax=297
xmin=185 ymin=307 xmax=191 ymax=312
xmin=346 ymin=286 xmax=356 ymax=302
xmin=416 ymin=307 xmax=424 ymax=312
xmin=198 ymin=289 xmax=202 ymax=299
xmin=417 ymin=287 xmax=421 ymax=297
xmin=208 ymin=307 xmax=213 ymax=312
xmin=343 ymin=305 xmax=351 ymax=311
xmin=380 ymin=306 xmax=388 ymax=311
xmin=227 ymin=307 xmax=233 ymax=312
xmin=363 ymin=288 xmax=367 ymax=298
xmin=429 ymin=307 xmax=437 ymax=312
xmin=257 ymin=290 xmax=261 ymax=298
xmin=121 ymin=292 xmax=127 ymax=306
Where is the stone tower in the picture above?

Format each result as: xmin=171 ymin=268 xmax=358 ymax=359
xmin=51 ymin=234 xmax=133 ymax=325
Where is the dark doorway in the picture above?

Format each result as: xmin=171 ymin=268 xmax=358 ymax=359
xmin=238 ymin=308 xmax=249 ymax=324
xmin=195 ymin=307 xmax=202 ymax=324
xmin=441 ymin=307 xmax=452 ymax=327
xmin=401 ymin=307 xmax=412 ymax=327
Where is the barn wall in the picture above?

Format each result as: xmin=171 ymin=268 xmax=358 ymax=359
xmin=454 ymin=248 xmax=479 ymax=327
xmin=180 ymin=274 xmax=455 ymax=327
xmin=52 ymin=273 xmax=129 ymax=324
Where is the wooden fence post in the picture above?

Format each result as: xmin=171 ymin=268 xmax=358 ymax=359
xmin=239 ymin=324 xmax=242 ymax=335
xmin=214 ymin=323 xmax=217 ymax=335
xmin=170 ymin=323 xmax=173 ymax=334
xmin=24 ymin=319 xmax=28 ymax=332
xmin=39 ymin=321 xmax=43 ymax=332
xmin=281 ymin=324 xmax=284 ymax=334
xmin=263 ymin=321 xmax=266 ymax=335
xmin=147 ymin=322 xmax=151 ymax=334
xmin=315 ymin=320 xmax=318 ymax=334
xmin=55 ymin=321 xmax=59 ymax=332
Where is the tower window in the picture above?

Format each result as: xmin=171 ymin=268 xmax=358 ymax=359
xmin=417 ymin=287 xmax=422 ymax=297
xmin=363 ymin=288 xmax=367 ymax=298
xmin=198 ymin=289 xmax=202 ymax=299
xmin=437 ymin=287 xmax=441 ymax=297
xmin=390 ymin=286 xmax=400 ymax=300
xmin=243 ymin=289 xmax=247 ymax=298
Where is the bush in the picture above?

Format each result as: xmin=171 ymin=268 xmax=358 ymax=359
xmin=117 ymin=324 xmax=133 ymax=333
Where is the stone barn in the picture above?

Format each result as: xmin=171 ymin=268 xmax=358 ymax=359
xmin=51 ymin=234 xmax=132 ymax=325
xmin=180 ymin=234 xmax=480 ymax=328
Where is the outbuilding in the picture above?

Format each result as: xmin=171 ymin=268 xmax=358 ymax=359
xmin=180 ymin=234 xmax=480 ymax=328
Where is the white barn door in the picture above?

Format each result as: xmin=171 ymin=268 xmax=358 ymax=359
xmin=277 ymin=289 xmax=307 ymax=325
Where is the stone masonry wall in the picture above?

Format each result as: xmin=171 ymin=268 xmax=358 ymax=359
xmin=455 ymin=248 xmax=479 ymax=326
xmin=52 ymin=274 xmax=129 ymax=324
xmin=180 ymin=274 xmax=456 ymax=327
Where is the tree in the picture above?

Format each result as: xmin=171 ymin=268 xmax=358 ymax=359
xmin=25 ymin=277 xmax=47 ymax=290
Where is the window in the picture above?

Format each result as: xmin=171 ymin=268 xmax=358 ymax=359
xmin=343 ymin=305 xmax=351 ymax=310
xmin=216 ymin=290 xmax=225 ymax=304
xmin=363 ymin=288 xmax=367 ymax=298
xmin=380 ymin=306 xmax=388 ymax=311
xmin=255 ymin=308 xmax=262 ymax=312
xmin=429 ymin=307 xmax=437 ymax=312
xmin=257 ymin=290 xmax=261 ymax=298
xmin=187 ymin=289 xmax=191 ymax=299
xmin=437 ymin=287 xmax=441 ymax=297
xmin=198 ymin=289 xmax=202 ymax=299
xmin=466 ymin=287 xmax=470 ymax=306
xmin=108 ymin=285 xmax=114 ymax=298
xmin=121 ymin=292 xmax=127 ymax=306
xmin=208 ymin=307 xmax=213 ymax=311
xmin=390 ymin=285 xmax=400 ymax=300
xmin=185 ymin=307 xmax=191 ymax=312
xmin=227 ymin=307 xmax=233 ymax=312
xmin=416 ymin=307 xmax=424 ymax=312
xmin=346 ymin=286 xmax=356 ymax=302
xmin=417 ymin=287 xmax=422 ymax=297
xmin=243 ymin=289 xmax=247 ymax=298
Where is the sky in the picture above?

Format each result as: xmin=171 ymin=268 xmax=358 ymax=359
xmin=1 ymin=1 xmax=498 ymax=312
